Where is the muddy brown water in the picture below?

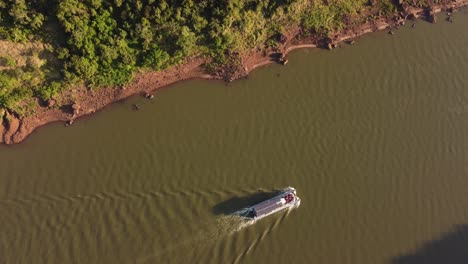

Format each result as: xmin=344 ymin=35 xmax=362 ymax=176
xmin=1 ymin=12 xmax=468 ymax=264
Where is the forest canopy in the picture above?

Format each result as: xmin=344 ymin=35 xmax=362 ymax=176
xmin=0 ymin=0 xmax=425 ymax=115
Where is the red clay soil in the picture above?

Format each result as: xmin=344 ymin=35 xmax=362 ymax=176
xmin=1 ymin=0 xmax=467 ymax=144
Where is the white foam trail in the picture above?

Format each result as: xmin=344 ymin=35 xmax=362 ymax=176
xmin=233 ymin=209 xmax=292 ymax=264
xmin=136 ymin=215 xmax=253 ymax=263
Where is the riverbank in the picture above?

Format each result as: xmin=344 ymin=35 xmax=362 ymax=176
xmin=1 ymin=0 xmax=467 ymax=145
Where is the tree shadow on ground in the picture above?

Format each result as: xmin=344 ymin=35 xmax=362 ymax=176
xmin=212 ymin=190 xmax=281 ymax=215
xmin=392 ymin=225 xmax=468 ymax=264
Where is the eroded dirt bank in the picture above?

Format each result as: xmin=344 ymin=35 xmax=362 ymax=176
xmin=2 ymin=0 xmax=467 ymax=144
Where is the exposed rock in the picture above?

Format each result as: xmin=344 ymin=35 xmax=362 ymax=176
xmin=3 ymin=111 xmax=20 ymax=144
xmin=65 ymin=119 xmax=74 ymax=127
xmin=72 ymin=103 xmax=80 ymax=116
xmin=47 ymin=99 xmax=56 ymax=107
xmin=427 ymin=8 xmax=438 ymax=23
xmin=389 ymin=30 xmax=395 ymax=35
xmin=376 ymin=23 xmax=389 ymax=31
xmin=327 ymin=43 xmax=333 ymax=50
xmin=277 ymin=53 xmax=288 ymax=65
xmin=432 ymin=7 xmax=442 ymax=13
xmin=348 ymin=40 xmax=356 ymax=45
xmin=144 ymin=92 xmax=154 ymax=99
xmin=407 ymin=7 xmax=420 ymax=20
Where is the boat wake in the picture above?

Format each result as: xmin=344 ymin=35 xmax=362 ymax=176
xmin=213 ymin=214 xmax=255 ymax=236
xmin=137 ymin=187 xmax=300 ymax=263
xmin=136 ymin=214 xmax=253 ymax=263
xmin=233 ymin=208 xmax=292 ymax=264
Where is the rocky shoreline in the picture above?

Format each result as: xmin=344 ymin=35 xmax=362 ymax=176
xmin=1 ymin=0 xmax=467 ymax=145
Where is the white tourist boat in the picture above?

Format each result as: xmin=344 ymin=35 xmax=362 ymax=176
xmin=236 ymin=187 xmax=301 ymax=221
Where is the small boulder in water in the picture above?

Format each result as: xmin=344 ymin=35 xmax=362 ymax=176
xmin=65 ymin=119 xmax=74 ymax=127
xmin=144 ymin=92 xmax=154 ymax=99
xmin=278 ymin=56 xmax=288 ymax=65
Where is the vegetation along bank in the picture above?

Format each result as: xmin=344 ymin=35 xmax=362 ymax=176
xmin=0 ymin=0 xmax=467 ymax=144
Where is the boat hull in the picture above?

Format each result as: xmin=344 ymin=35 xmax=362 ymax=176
xmin=234 ymin=187 xmax=301 ymax=221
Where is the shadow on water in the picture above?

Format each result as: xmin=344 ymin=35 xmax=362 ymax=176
xmin=212 ymin=190 xmax=281 ymax=215
xmin=392 ymin=225 xmax=468 ymax=264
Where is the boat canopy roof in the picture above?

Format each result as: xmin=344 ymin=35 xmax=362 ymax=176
xmin=251 ymin=189 xmax=295 ymax=217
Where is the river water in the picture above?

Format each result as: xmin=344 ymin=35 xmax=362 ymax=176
xmin=1 ymin=12 xmax=468 ymax=264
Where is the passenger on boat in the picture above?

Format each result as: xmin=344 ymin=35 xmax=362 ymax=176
xmin=284 ymin=193 xmax=294 ymax=203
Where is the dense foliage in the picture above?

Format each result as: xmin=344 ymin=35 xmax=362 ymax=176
xmin=0 ymin=0 xmax=416 ymax=114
